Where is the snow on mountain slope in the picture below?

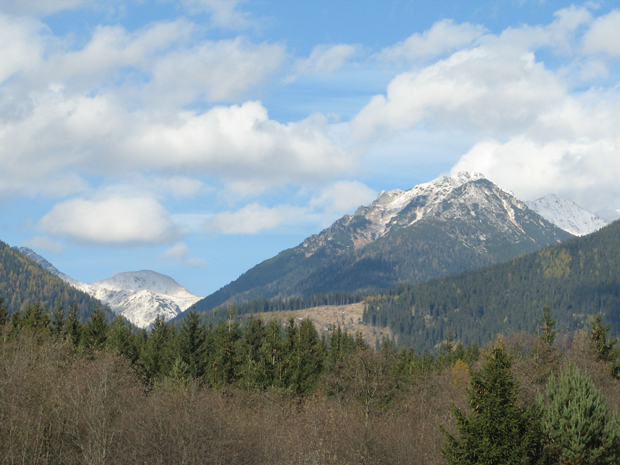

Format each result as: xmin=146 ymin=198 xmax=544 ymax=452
xmin=525 ymin=194 xmax=608 ymax=236
xmin=84 ymin=271 xmax=202 ymax=328
xmin=13 ymin=248 xmax=201 ymax=328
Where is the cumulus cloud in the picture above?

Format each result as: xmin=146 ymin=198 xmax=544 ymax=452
xmin=149 ymin=37 xmax=285 ymax=102
xmin=353 ymin=48 xmax=565 ymax=138
xmin=378 ymin=19 xmax=484 ymax=61
xmin=351 ymin=8 xmax=620 ymax=210
xmin=583 ymin=10 xmax=620 ymax=57
xmin=159 ymin=242 xmax=206 ymax=267
xmin=203 ymin=203 xmax=308 ymax=234
xmin=451 ymin=135 xmax=620 ymax=208
xmin=23 ymin=236 xmax=64 ymax=253
xmin=286 ymin=44 xmax=359 ymax=82
xmin=38 ymin=195 xmax=180 ymax=245
xmin=309 ymin=181 xmax=377 ymax=216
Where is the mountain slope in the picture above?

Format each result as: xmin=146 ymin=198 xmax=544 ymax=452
xmin=363 ymin=219 xmax=620 ymax=351
xmin=525 ymin=194 xmax=608 ymax=236
xmin=1 ymin=243 xmax=109 ymax=320
xmin=84 ymin=271 xmax=202 ymax=328
xmin=195 ymin=172 xmax=573 ymax=312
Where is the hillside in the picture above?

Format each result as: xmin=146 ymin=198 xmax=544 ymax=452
xmin=363 ymin=219 xmax=620 ymax=351
xmin=195 ymin=172 xmax=572 ymax=312
xmin=0 ymin=242 xmax=109 ymax=320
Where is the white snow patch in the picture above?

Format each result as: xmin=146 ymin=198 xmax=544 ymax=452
xmin=526 ymin=194 xmax=608 ymax=236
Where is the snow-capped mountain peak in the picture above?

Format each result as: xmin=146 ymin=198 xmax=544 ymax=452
xmin=90 ymin=270 xmax=196 ymax=299
xmin=525 ymin=194 xmax=608 ymax=237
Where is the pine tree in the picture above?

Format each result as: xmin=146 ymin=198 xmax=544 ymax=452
xmin=0 ymin=296 xmax=8 ymax=328
xmin=538 ymin=363 xmax=620 ymax=464
xmin=141 ymin=315 xmax=174 ymax=380
xmin=82 ymin=306 xmax=108 ymax=351
xmin=51 ymin=299 xmax=66 ymax=339
xmin=66 ymin=302 xmax=82 ymax=347
xmin=178 ymin=310 xmax=206 ymax=379
xmin=442 ymin=343 xmax=543 ymax=465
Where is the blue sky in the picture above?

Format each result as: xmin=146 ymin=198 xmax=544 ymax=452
xmin=1 ymin=0 xmax=620 ymax=297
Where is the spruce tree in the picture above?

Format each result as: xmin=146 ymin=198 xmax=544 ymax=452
xmin=82 ymin=306 xmax=108 ymax=350
xmin=0 ymin=296 xmax=8 ymax=328
xmin=538 ymin=363 xmax=620 ymax=464
xmin=442 ymin=343 xmax=543 ymax=465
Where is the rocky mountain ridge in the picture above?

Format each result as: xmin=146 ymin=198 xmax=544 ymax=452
xmin=194 ymin=172 xmax=575 ymax=312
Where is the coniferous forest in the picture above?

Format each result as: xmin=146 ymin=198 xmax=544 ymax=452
xmin=2 ymin=299 xmax=620 ymax=464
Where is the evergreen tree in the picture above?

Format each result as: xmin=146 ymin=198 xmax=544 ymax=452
xmin=66 ymin=302 xmax=82 ymax=347
xmin=287 ymin=318 xmax=326 ymax=394
xmin=108 ymin=315 xmax=138 ymax=364
xmin=50 ymin=299 xmax=66 ymax=339
xmin=82 ymin=306 xmax=108 ymax=350
xmin=236 ymin=316 xmax=267 ymax=389
xmin=0 ymin=296 xmax=8 ymax=328
xmin=442 ymin=343 xmax=543 ymax=465
xmin=538 ymin=363 xmax=620 ymax=464
xmin=208 ymin=320 xmax=241 ymax=387
xmin=178 ymin=310 xmax=207 ymax=379
xmin=141 ymin=315 xmax=174 ymax=380
xmin=21 ymin=302 xmax=50 ymax=333
xmin=258 ymin=318 xmax=285 ymax=388
xmin=538 ymin=307 xmax=557 ymax=346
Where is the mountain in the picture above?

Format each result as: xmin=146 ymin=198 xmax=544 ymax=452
xmin=14 ymin=248 xmax=202 ymax=328
xmin=195 ymin=172 xmax=573 ymax=312
xmin=83 ymin=271 xmax=202 ymax=328
xmin=2 ymin=243 xmax=109 ymax=320
xmin=525 ymin=194 xmax=608 ymax=236
xmin=363 ymin=219 xmax=620 ymax=352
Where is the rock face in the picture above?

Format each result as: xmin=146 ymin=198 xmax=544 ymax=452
xmin=195 ymin=172 xmax=574 ymax=312
xmin=525 ymin=194 xmax=608 ymax=237
xmin=13 ymin=248 xmax=201 ymax=328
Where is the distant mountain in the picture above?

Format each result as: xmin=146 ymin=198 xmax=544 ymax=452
xmin=83 ymin=271 xmax=202 ymax=328
xmin=364 ymin=219 xmax=620 ymax=351
xmin=194 ymin=172 xmax=573 ymax=312
xmin=15 ymin=248 xmax=201 ymax=328
xmin=2 ymin=243 xmax=108 ymax=320
xmin=525 ymin=194 xmax=608 ymax=236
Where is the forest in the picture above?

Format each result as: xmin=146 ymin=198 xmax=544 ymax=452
xmin=363 ymin=220 xmax=620 ymax=351
xmin=2 ymin=299 xmax=620 ymax=464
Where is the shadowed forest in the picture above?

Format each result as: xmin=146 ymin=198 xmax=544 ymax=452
xmin=2 ymin=301 xmax=620 ymax=464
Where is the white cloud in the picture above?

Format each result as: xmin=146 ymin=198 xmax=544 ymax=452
xmin=122 ymin=103 xmax=355 ymax=188
xmin=23 ymin=236 xmax=64 ymax=253
xmin=0 ymin=14 xmax=46 ymax=84
xmin=149 ymin=37 xmax=285 ymax=102
xmin=309 ymin=181 xmax=377 ymax=216
xmin=351 ymin=8 xmax=620 ymax=211
xmin=203 ymin=203 xmax=308 ymax=234
xmin=583 ymin=10 xmax=620 ymax=57
xmin=378 ymin=19 xmax=484 ymax=61
xmin=287 ymin=44 xmax=359 ymax=82
xmin=159 ymin=242 xmax=206 ymax=267
xmin=38 ymin=195 xmax=180 ymax=245
xmin=451 ymin=135 xmax=620 ymax=209
xmin=353 ymin=48 xmax=565 ymax=138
